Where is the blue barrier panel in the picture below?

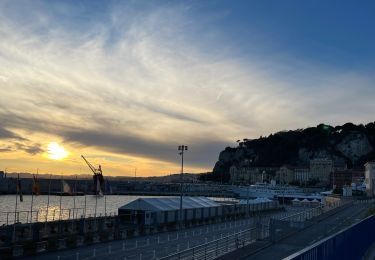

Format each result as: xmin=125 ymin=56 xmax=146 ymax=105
xmin=284 ymin=215 xmax=375 ymax=260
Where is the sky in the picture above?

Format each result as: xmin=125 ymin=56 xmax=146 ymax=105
xmin=0 ymin=0 xmax=375 ymax=176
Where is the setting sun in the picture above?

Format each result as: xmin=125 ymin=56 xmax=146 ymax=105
xmin=47 ymin=142 xmax=68 ymax=160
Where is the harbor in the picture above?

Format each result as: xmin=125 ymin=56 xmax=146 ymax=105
xmin=0 ymin=194 xmax=283 ymax=258
xmin=0 ymin=163 xmax=362 ymax=260
xmin=2 ymin=1 xmax=375 ymax=259
xmin=1 ymin=193 xmax=364 ymax=260
xmin=0 ymin=157 xmax=372 ymax=260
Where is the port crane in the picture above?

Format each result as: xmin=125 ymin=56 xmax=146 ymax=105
xmin=81 ymin=155 xmax=104 ymax=196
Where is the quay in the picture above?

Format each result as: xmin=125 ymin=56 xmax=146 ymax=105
xmin=16 ymin=198 xmax=353 ymax=260
xmin=1 ymin=194 xmax=371 ymax=259
xmin=0 ymin=196 xmax=281 ymax=259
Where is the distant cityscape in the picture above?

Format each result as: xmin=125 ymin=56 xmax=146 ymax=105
xmin=229 ymin=158 xmax=364 ymax=188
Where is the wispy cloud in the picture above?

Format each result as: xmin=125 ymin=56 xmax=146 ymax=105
xmin=0 ymin=127 xmax=44 ymax=155
xmin=0 ymin=127 xmax=25 ymax=140
xmin=0 ymin=1 xmax=374 ymax=173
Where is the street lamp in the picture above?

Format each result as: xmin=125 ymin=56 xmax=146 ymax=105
xmin=178 ymin=145 xmax=188 ymax=228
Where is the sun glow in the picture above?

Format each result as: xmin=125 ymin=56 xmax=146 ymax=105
xmin=47 ymin=142 xmax=68 ymax=160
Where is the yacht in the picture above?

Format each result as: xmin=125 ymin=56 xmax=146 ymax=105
xmin=230 ymin=182 xmax=310 ymax=199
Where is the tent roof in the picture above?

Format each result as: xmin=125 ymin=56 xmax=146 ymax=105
xmin=118 ymin=196 xmax=220 ymax=212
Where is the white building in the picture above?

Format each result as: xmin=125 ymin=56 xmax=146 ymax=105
xmin=294 ymin=168 xmax=310 ymax=184
xmin=365 ymin=162 xmax=375 ymax=197
xmin=310 ymin=158 xmax=333 ymax=183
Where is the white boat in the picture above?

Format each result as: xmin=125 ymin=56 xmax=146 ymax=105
xmin=229 ymin=182 xmax=307 ymax=199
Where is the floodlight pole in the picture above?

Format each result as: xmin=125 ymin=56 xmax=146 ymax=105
xmin=178 ymin=145 xmax=188 ymax=229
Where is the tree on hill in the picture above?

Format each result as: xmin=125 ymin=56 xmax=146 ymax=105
xmin=205 ymin=122 xmax=375 ymax=183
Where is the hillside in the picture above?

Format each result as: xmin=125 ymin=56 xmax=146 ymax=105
xmin=209 ymin=123 xmax=375 ymax=182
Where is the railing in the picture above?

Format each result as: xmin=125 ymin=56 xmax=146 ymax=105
xmin=0 ymin=208 xmax=118 ymax=225
xmin=284 ymin=214 xmax=375 ymax=260
xmin=54 ymin=218 xmax=258 ymax=260
xmin=158 ymin=202 xmax=348 ymax=260
xmin=277 ymin=206 xmax=323 ymax=222
xmin=159 ymin=227 xmax=260 ymax=260
xmin=7 ymin=200 xmax=353 ymax=259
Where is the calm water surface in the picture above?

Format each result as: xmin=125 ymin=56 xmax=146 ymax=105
xmin=0 ymin=195 xmax=170 ymax=225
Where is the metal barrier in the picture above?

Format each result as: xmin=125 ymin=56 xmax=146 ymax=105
xmin=284 ymin=214 xmax=375 ymax=260
xmin=66 ymin=205 xmax=334 ymax=260
xmin=0 ymin=208 xmax=118 ymax=225
xmin=277 ymin=206 xmax=323 ymax=222
xmin=36 ymin=201 xmax=351 ymax=260
xmin=268 ymin=201 xmax=352 ymax=243
xmin=53 ymin=218 xmax=258 ymax=260
xmin=159 ymin=227 xmax=261 ymax=260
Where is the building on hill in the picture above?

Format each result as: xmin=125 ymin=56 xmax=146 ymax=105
xmin=331 ymin=170 xmax=353 ymax=189
xmin=310 ymin=158 xmax=333 ymax=183
xmin=229 ymin=165 xmax=279 ymax=184
xmin=277 ymin=165 xmax=294 ymax=184
xmin=294 ymin=167 xmax=310 ymax=184
xmin=229 ymin=165 xmax=260 ymax=184
xmin=365 ymin=161 xmax=375 ymax=197
xmin=331 ymin=168 xmax=365 ymax=189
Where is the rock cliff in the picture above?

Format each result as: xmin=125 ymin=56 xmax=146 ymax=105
xmin=211 ymin=123 xmax=375 ymax=182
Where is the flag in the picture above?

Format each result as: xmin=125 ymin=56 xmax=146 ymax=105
xmin=62 ymin=180 xmax=72 ymax=194
xmin=17 ymin=174 xmax=23 ymax=202
xmin=32 ymin=174 xmax=40 ymax=195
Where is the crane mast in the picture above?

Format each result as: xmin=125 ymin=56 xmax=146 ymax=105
xmin=81 ymin=155 xmax=104 ymax=195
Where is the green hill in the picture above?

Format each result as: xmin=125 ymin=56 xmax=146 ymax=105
xmin=208 ymin=122 xmax=375 ymax=182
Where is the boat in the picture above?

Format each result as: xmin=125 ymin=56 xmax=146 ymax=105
xmin=229 ymin=182 xmax=307 ymax=199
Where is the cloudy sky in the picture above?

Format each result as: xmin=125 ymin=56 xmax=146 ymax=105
xmin=1 ymin=0 xmax=375 ymax=176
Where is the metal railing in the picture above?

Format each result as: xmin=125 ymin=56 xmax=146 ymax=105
xmin=159 ymin=227 xmax=260 ymax=260
xmin=284 ymin=213 xmax=375 ymax=260
xmin=54 ymin=218 xmax=257 ymax=260
xmin=36 ymin=201 xmax=351 ymax=260
xmin=158 ymin=202 xmax=348 ymax=260
xmin=0 ymin=208 xmax=118 ymax=225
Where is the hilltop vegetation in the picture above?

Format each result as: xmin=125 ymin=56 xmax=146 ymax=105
xmin=205 ymin=123 xmax=375 ymax=182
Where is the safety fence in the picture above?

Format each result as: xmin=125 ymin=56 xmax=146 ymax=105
xmin=0 ymin=208 xmax=117 ymax=225
xmin=159 ymin=227 xmax=262 ymax=260
xmin=18 ymin=200 xmax=353 ymax=260
xmin=52 ymin=203 xmax=336 ymax=260
xmin=284 ymin=214 xmax=375 ymax=260
xmin=268 ymin=200 xmax=353 ymax=243
xmin=54 ymin=218 xmax=261 ymax=260
xmin=158 ymin=201 xmax=350 ymax=260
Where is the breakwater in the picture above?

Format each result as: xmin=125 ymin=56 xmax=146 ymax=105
xmin=0 ymin=177 xmax=235 ymax=197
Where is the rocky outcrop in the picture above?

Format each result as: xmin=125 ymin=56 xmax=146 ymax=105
xmin=336 ymin=132 xmax=372 ymax=163
xmin=211 ymin=123 xmax=375 ymax=181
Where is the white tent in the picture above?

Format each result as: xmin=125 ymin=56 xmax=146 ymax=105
xmin=118 ymin=196 xmax=220 ymax=212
